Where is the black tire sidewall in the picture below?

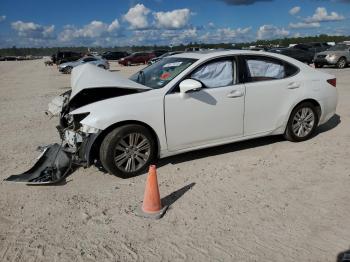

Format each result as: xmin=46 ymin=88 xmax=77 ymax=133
xmin=285 ymin=102 xmax=319 ymax=142
xmin=99 ymin=125 xmax=157 ymax=178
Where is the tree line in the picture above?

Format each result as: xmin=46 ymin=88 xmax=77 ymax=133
xmin=0 ymin=34 xmax=349 ymax=57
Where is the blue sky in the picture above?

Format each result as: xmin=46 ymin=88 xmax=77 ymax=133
xmin=0 ymin=0 xmax=349 ymax=47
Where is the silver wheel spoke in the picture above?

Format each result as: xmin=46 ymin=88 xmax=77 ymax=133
xmin=114 ymin=132 xmax=151 ymax=173
xmin=293 ymin=123 xmax=301 ymax=133
xmin=115 ymin=153 xmax=128 ymax=166
xmin=125 ymin=158 xmax=132 ymax=172
xmin=119 ymin=139 xmax=129 ymax=149
xmin=115 ymin=145 xmax=126 ymax=151
xmin=304 ymin=113 xmax=313 ymax=122
xmin=135 ymin=151 xmax=149 ymax=161
xmin=138 ymin=143 xmax=150 ymax=152
xmin=292 ymin=107 xmax=315 ymax=138
xmin=136 ymin=138 xmax=147 ymax=149
xmin=131 ymin=157 xmax=136 ymax=171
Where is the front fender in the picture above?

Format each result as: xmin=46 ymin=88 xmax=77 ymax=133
xmin=70 ymin=91 xmax=167 ymax=155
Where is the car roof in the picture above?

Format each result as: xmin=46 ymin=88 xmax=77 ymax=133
xmin=171 ymin=49 xmax=288 ymax=60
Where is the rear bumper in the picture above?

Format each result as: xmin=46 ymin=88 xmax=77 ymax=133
xmin=319 ymin=91 xmax=338 ymax=125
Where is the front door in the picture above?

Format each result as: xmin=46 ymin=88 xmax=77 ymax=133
xmin=164 ymin=58 xmax=245 ymax=151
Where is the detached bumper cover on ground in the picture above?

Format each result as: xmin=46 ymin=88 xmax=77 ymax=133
xmin=5 ymin=143 xmax=72 ymax=184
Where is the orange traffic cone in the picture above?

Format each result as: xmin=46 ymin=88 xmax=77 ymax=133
xmin=135 ymin=165 xmax=168 ymax=219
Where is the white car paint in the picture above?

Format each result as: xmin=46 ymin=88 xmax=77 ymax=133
xmin=70 ymin=64 xmax=150 ymax=99
xmin=69 ymin=50 xmax=338 ymax=158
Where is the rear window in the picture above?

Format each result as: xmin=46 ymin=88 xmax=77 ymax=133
xmin=244 ymin=56 xmax=298 ymax=82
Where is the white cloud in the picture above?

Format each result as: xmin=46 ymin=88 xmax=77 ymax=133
xmin=123 ymin=4 xmax=150 ymax=29
xmin=58 ymin=19 xmax=120 ymax=43
xmin=208 ymin=22 xmax=215 ymax=28
xmin=0 ymin=15 xmax=6 ymax=22
xmin=289 ymin=6 xmax=301 ymax=15
xmin=304 ymin=7 xmax=344 ymax=23
xmin=11 ymin=21 xmax=55 ymax=39
xmin=257 ymin=24 xmax=289 ymax=39
xmin=289 ymin=22 xmax=320 ymax=29
xmin=108 ymin=19 xmax=120 ymax=32
xmin=153 ymin=9 xmax=191 ymax=29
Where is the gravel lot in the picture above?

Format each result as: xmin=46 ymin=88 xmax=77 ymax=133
xmin=0 ymin=59 xmax=349 ymax=262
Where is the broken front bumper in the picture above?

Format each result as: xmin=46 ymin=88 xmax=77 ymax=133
xmin=5 ymin=143 xmax=72 ymax=184
xmin=5 ymin=93 xmax=101 ymax=185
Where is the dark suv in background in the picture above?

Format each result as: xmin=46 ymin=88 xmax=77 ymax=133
xmin=268 ymin=47 xmax=315 ymax=64
xmin=102 ymin=51 xmax=129 ymax=60
xmin=52 ymin=51 xmax=83 ymax=65
xmin=294 ymin=42 xmax=330 ymax=55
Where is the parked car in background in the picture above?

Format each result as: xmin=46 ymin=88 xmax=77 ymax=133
xmin=294 ymin=42 xmax=330 ymax=54
xmin=102 ymin=51 xmax=129 ymax=60
xmin=148 ymin=51 xmax=184 ymax=65
xmin=58 ymin=56 xmax=109 ymax=74
xmin=52 ymin=51 xmax=83 ymax=65
xmin=153 ymin=50 xmax=168 ymax=57
xmin=118 ymin=52 xmax=155 ymax=66
xmin=268 ymin=47 xmax=314 ymax=64
xmin=314 ymin=44 xmax=350 ymax=69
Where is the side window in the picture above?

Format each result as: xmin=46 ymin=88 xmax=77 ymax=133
xmin=244 ymin=56 xmax=286 ymax=82
xmin=83 ymin=57 xmax=95 ymax=62
xmin=190 ymin=59 xmax=235 ymax=88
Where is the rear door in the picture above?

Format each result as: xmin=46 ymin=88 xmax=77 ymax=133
xmin=241 ymin=55 xmax=300 ymax=136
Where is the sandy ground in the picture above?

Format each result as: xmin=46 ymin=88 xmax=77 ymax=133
xmin=0 ymin=59 xmax=349 ymax=262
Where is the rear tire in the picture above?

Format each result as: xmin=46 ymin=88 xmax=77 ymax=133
xmin=284 ymin=102 xmax=319 ymax=142
xmin=336 ymin=57 xmax=347 ymax=69
xmin=99 ymin=125 xmax=157 ymax=178
xmin=315 ymin=63 xmax=323 ymax=68
xmin=98 ymin=64 xmax=106 ymax=69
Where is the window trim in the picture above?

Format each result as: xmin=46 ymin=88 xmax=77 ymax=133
xmin=240 ymin=54 xmax=300 ymax=84
xmin=167 ymin=55 xmax=240 ymax=94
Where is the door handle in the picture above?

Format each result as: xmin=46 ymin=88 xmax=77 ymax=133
xmin=288 ymin=82 xmax=300 ymax=89
xmin=227 ymin=90 xmax=244 ymax=98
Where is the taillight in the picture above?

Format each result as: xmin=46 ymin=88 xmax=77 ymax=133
xmin=327 ymin=78 xmax=336 ymax=87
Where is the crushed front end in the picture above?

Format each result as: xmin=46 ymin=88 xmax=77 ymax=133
xmin=5 ymin=91 xmax=101 ymax=185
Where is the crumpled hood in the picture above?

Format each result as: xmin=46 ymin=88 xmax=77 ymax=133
xmin=70 ymin=63 xmax=150 ymax=100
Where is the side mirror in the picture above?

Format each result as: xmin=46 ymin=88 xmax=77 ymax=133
xmin=179 ymin=79 xmax=202 ymax=93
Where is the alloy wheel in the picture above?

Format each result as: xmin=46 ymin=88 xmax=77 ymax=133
xmin=114 ymin=133 xmax=151 ymax=172
xmin=292 ymin=107 xmax=315 ymax=138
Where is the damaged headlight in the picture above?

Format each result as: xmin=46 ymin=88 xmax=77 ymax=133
xmin=71 ymin=113 xmax=100 ymax=133
xmin=80 ymin=124 xmax=100 ymax=134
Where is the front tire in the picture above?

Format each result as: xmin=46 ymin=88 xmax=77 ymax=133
xmin=284 ymin=102 xmax=319 ymax=142
xmin=99 ymin=125 xmax=157 ymax=178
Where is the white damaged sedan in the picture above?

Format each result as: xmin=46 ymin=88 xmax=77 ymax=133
xmin=8 ymin=50 xmax=338 ymax=182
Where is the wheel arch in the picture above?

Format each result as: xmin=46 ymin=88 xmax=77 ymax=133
xmin=339 ymin=56 xmax=347 ymax=61
xmin=284 ymin=98 xmax=322 ymax=132
xmin=87 ymin=120 xmax=161 ymax=165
